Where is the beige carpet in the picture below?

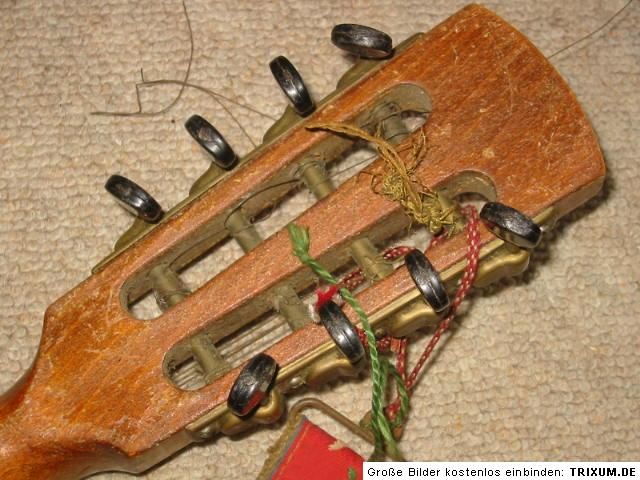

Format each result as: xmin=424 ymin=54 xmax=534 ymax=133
xmin=0 ymin=0 xmax=638 ymax=478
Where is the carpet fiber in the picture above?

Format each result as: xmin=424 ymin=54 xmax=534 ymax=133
xmin=0 ymin=0 xmax=638 ymax=478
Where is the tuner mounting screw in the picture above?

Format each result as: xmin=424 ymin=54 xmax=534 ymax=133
xmin=318 ymin=300 xmax=365 ymax=365
xmin=227 ymin=353 xmax=278 ymax=417
xmin=105 ymin=174 xmax=164 ymax=223
xmin=480 ymin=202 xmax=542 ymax=249
xmin=185 ymin=115 xmax=239 ymax=170
xmin=269 ymin=55 xmax=315 ymax=117
xmin=331 ymin=24 xmax=393 ymax=59
xmin=405 ymin=250 xmax=450 ymax=313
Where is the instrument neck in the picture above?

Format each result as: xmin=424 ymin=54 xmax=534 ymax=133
xmin=0 ymin=370 xmax=121 ymax=480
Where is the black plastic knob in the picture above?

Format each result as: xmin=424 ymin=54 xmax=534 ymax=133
xmin=185 ymin=114 xmax=238 ymax=170
xmin=105 ymin=174 xmax=164 ymax=223
xmin=331 ymin=24 xmax=393 ymax=59
xmin=227 ymin=353 xmax=278 ymax=417
xmin=405 ymin=250 xmax=450 ymax=313
xmin=318 ymin=300 xmax=365 ymax=364
xmin=480 ymin=202 xmax=542 ymax=249
xmin=269 ymin=56 xmax=315 ymax=117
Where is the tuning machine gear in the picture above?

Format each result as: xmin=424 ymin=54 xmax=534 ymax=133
xmin=480 ymin=202 xmax=542 ymax=249
xmin=405 ymin=250 xmax=450 ymax=313
xmin=104 ymin=174 xmax=164 ymax=223
xmin=185 ymin=114 xmax=239 ymax=170
xmin=318 ymin=300 xmax=365 ymax=365
xmin=269 ymin=55 xmax=315 ymax=117
xmin=227 ymin=353 xmax=279 ymax=417
xmin=331 ymin=24 xmax=393 ymax=59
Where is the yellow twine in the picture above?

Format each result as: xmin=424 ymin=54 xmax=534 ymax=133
xmin=306 ymin=122 xmax=462 ymax=236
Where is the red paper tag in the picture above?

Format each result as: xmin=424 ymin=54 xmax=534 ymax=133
xmin=268 ymin=418 xmax=364 ymax=480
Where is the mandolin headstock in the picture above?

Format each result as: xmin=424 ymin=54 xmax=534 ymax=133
xmin=0 ymin=4 xmax=604 ymax=479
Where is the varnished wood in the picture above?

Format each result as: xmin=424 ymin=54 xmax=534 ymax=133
xmin=0 ymin=4 xmax=604 ymax=479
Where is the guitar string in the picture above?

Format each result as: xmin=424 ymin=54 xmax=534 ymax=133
xmin=548 ymin=0 xmax=635 ymax=60
xmin=90 ymin=0 xmax=194 ymax=118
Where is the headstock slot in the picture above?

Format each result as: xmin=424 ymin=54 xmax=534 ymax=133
xmin=120 ymin=83 xmax=431 ymax=321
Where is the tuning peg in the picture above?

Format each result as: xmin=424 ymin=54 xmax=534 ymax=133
xmin=405 ymin=250 xmax=450 ymax=313
xmin=318 ymin=300 xmax=365 ymax=364
xmin=331 ymin=24 xmax=393 ymax=59
xmin=269 ymin=56 xmax=315 ymax=117
xmin=480 ymin=202 xmax=542 ymax=249
xmin=185 ymin=114 xmax=239 ymax=170
xmin=227 ymin=353 xmax=278 ymax=417
xmin=105 ymin=174 xmax=164 ymax=223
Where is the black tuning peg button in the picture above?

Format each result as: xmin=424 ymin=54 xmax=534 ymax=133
xmin=331 ymin=24 xmax=393 ymax=59
xmin=269 ymin=56 xmax=315 ymax=117
xmin=318 ymin=300 xmax=365 ymax=365
xmin=185 ymin=115 xmax=238 ymax=170
xmin=405 ymin=250 xmax=450 ymax=313
xmin=227 ymin=353 xmax=278 ymax=417
xmin=480 ymin=202 xmax=542 ymax=249
xmin=105 ymin=174 xmax=164 ymax=223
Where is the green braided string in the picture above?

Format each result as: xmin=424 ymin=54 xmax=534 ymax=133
xmin=338 ymin=285 xmax=396 ymax=456
xmin=375 ymin=357 xmax=409 ymax=430
xmin=287 ymin=223 xmax=402 ymax=457
xmin=385 ymin=357 xmax=410 ymax=429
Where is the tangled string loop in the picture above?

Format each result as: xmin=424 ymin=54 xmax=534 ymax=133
xmin=306 ymin=122 xmax=463 ymax=236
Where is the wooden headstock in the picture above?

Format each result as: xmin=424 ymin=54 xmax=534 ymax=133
xmin=0 ymin=4 xmax=604 ymax=479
